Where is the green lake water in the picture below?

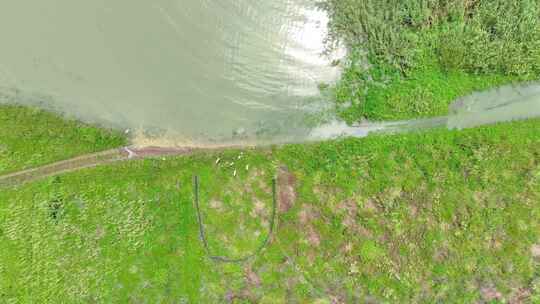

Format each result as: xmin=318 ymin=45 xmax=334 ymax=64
xmin=0 ymin=0 xmax=343 ymax=144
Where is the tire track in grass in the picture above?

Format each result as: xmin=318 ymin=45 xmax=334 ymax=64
xmin=0 ymin=145 xmax=251 ymax=188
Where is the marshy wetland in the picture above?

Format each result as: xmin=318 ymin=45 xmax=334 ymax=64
xmin=1 ymin=1 xmax=540 ymax=302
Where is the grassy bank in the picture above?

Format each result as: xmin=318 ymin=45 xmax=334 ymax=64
xmin=2 ymin=118 xmax=539 ymax=302
xmin=0 ymin=105 xmax=127 ymax=175
xmin=322 ymin=0 xmax=540 ymax=122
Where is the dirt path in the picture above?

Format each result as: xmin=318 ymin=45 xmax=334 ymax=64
xmin=0 ymin=145 xmax=246 ymax=187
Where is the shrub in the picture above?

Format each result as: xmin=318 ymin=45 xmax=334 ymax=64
xmin=323 ymin=0 xmax=540 ymax=77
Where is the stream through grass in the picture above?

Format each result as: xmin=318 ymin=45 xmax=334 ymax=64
xmin=310 ymin=82 xmax=540 ymax=141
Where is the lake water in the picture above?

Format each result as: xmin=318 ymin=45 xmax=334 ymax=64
xmin=0 ymin=0 xmax=343 ymax=144
xmin=2 ymin=1 xmax=540 ymax=146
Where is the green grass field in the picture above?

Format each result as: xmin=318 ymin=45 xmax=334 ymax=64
xmin=2 ymin=118 xmax=539 ymax=302
xmin=0 ymin=105 xmax=126 ymax=175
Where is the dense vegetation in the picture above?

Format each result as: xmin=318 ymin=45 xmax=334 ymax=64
xmin=322 ymin=0 xmax=540 ymax=121
xmin=2 ymin=118 xmax=540 ymax=302
xmin=0 ymin=105 xmax=126 ymax=175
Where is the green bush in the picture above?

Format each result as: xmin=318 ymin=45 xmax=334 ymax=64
xmin=324 ymin=0 xmax=540 ymax=76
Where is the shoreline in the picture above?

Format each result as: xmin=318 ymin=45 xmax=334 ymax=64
xmin=3 ymin=81 xmax=540 ymax=187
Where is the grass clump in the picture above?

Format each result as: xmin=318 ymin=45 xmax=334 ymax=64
xmin=322 ymin=0 xmax=540 ymax=122
xmin=2 ymin=118 xmax=540 ymax=302
xmin=0 ymin=105 xmax=127 ymax=175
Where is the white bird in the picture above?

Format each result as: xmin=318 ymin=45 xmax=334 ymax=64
xmin=124 ymin=147 xmax=137 ymax=159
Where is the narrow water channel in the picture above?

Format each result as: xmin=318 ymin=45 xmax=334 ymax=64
xmin=310 ymin=83 xmax=540 ymax=140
